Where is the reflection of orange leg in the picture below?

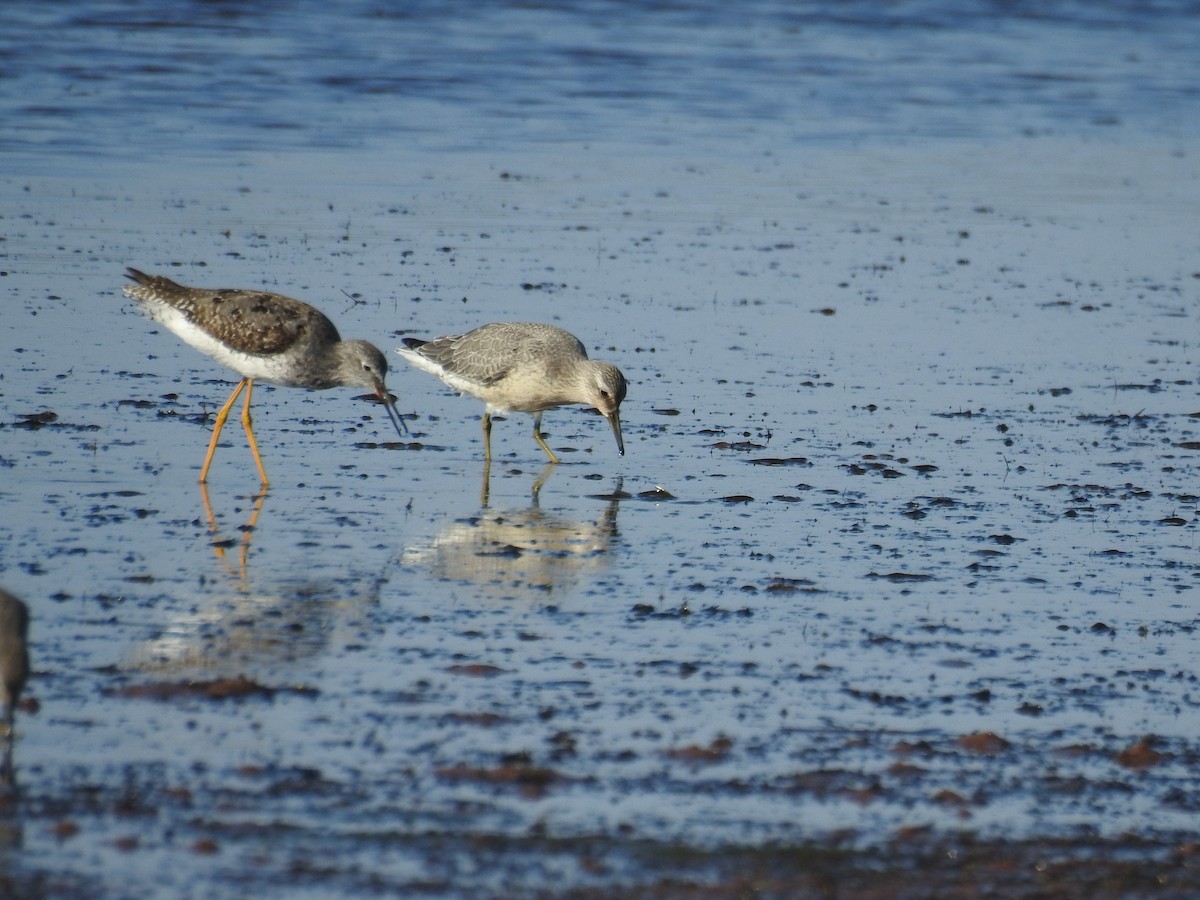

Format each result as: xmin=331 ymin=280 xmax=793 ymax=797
xmin=200 ymin=482 xmax=220 ymax=540
xmin=199 ymin=482 xmax=231 ymax=564
xmin=239 ymin=380 xmax=269 ymax=486
xmin=239 ymin=487 xmax=268 ymax=577
xmin=201 ymin=379 xmax=249 ymax=484
xmin=199 ymin=483 xmax=268 ymax=580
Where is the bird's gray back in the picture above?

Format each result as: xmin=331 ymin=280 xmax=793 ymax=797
xmin=419 ymin=323 xmax=586 ymax=385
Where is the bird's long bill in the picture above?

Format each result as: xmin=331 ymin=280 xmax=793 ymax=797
xmin=608 ymin=412 xmax=625 ymax=456
xmin=377 ymin=389 xmax=409 ymax=438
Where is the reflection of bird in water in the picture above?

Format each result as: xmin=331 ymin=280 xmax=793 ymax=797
xmin=123 ymin=267 xmax=407 ymax=485
xmin=397 ymin=322 xmax=626 ymax=463
xmin=123 ymin=581 xmax=344 ymax=676
xmin=124 ymin=487 xmax=350 ymax=674
xmin=402 ymin=474 xmax=623 ymax=600
xmin=0 ymin=588 xmax=30 ymax=787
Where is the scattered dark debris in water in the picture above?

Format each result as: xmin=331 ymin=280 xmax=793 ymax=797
xmin=1162 ymin=491 xmax=1200 ymax=503
xmin=957 ymin=732 xmax=1011 ymax=755
xmin=651 ymin=408 xmax=681 ymax=416
xmin=6 ymin=410 xmax=98 ymax=433
xmin=1111 ymin=381 xmax=1164 ymax=392
xmin=1115 ymin=737 xmax=1168 ymax=769
xmin=1158 ymin=515 xmax=1190 ymax=527
xmin=636 ymin=487 xmax=675 ymax=500
xmin=845 ymin=453 xmax=919 ymax=478
xmin=477 ymin=543 xmax=523 ymax=559
xmin=763 ymin=577 xmax=821 ymax=594
xmin=110 ymin=675 xmax=318 ymax=702
xmin=664 ymin=735 xmax=733 ymax=764
xmin=192 ymin=839 xmax=220 ymax=856
xmin=711 ymin=440 xmax=765 ymax=451
xmin=446 ymin=664 xmax=506 ymax=678
xmin=905 ymin=496 xmax=961 ymax=519
xmin=14 ymin=410 xmax=58 ymax=428
xmin=1078 ymin=412 xmax=1152 ymax=427
xmin=629 ymin=603 xmax=751 ymax=620
xmin=748 ymin=456 xmax=810 ymax=466
xmin=970 ymin=548 xmax=1005 ymax=559
xmin=844 ymin=686 xmax=910 ymax=708
xmin=353 ymin=440 xmax=436 ymax=451
xmin=440 ymin=712 xmax=512 ymax=728
xmin=867 ymin=572 xmax=934 ymax=583
xmin=1041 ymin=482 xmax=1155 ymax=509
xmin=720 ymin=494 xmax=754 ymax=504
xmin=930 ymin=788 xmax=971 ymax=808
xmin=157 ymin=409 xmax=208 ymax=424
xmin=988 ymin=533 xmax=1023 ymax=545
xmin=23 ymin=814 xmax=1200 ymax=897
xmin=436 ymin=758 xmax=564 ymax=796
xmin=932 ymin=409 xmax=982 ymax=419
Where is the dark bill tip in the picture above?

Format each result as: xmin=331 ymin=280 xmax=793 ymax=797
xmin=377 ymin=389 xmax=409 ymax=437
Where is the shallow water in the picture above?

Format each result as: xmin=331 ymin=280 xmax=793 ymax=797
xmin=3 ymin=0 xmax=1200 ymax=895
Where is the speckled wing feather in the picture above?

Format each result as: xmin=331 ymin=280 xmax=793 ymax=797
xmin=406 ymin=323 xmax=587 ymax=386
xmin=404 ymin=328 xmax=514 ymax=386
xmin=124 ymin=268 xmax=340 ymax=357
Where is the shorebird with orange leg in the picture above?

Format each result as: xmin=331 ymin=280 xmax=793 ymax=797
xmin=123 ymin=268 xmax=406 ymax=485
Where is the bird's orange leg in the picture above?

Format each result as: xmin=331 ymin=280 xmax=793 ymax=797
xmin=200 ymin=379 xmax=249 ymax=484
xmin=239 ymin=379 xmax=269 ymax=486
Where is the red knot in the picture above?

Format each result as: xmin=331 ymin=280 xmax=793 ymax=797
xmin=397 ymin=322 xmax=625 ymax=464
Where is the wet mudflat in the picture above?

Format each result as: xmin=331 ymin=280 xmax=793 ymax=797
xmin=3 ymin=1 xmax=1200 ymax=896
xmin=3 ymin=140 xmax=1199 ymax=897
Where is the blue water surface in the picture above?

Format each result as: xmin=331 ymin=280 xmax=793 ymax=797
xmin=2 ymin=0 xmax=1198 ymax=167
